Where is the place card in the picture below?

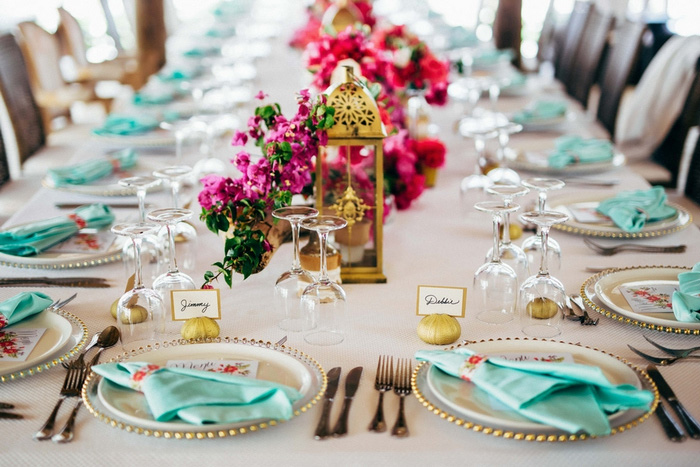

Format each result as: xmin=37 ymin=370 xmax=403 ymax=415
xmin=165 ymin=359 xmax=258 ymax=377
xmin=567 ymin=205 xmax=611 ymax=224
xmin=46 ymin=231 xmax=116 ymax=254
xmin=416 ymin=285 xmax=466 ymax=317
xmin=170 ymin=289 xmax=221 ymax=321
xmin=620 ymin=283 xmax=677 ymax=314
xmin=0 ymin=328 xmax=47 ymax=362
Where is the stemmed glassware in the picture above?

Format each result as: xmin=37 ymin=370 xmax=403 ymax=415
xmin=473 ymin=201 xmax=520 ymax=324
xmin=458 ymin=114 xmax=502 ymax=200
xmin=485 ymin=184 xmax=530 ymax=284
xmin=111 ymin=222 xmax=166 ymax=349
xmin=518 ymin=210 xmax=570 ymax=338
xmin=148 ymin=208 xmax=197 ymax=335
xmin=520 ymin=178 xmax=565 ymax=274
xmin=300 ymin=215 xmax=348 ymax=346
xmin=272 ymin=206 xmax=319 ymax=331
xmin=118 ymin=176 xmax=165 ymax=283
xmin=486 ymin=121 xmax=522 ymax=185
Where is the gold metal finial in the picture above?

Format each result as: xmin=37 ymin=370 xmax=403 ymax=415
xmin=330 ymin=185 xmax=371 ymax=227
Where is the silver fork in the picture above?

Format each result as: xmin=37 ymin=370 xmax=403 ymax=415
xmin=643 ymin=335 xmax=700 ymax=357
xmin=368 ymin=355 xmax=393 ymax=432
xmin=570 ymin=294 xmax=599 ymax=325
xmin=391 ymin=358 xmax=411 ymax=438
xmin=628 ymin=345 xmax=700 ymax=366
xmin=52 ymin=363 xmax=90 ymax=444
xmin=33 ymin=359 xmax=87 ymax=440
xmin=583 ymin=238 xmax=686 ymax=256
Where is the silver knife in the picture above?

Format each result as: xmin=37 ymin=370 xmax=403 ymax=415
xmin=0 ymin=402 xmax=14 ymax=409
xmin=0 ymin=277 xmax=110 ymax=288
xmin=654 ymin=401 xmax=685 ymax=442
xmin=55 ymin=203 xmax=144 ymax=209
xmin=0 ymin=411 xmax=23 ymax=420
xmin=647 ymin=365 xmax=700 ymax=439
xmin=314 ymin=367 xmax=341 ymax=440
xmin=331 ymin=366 xmax=363 ymax=437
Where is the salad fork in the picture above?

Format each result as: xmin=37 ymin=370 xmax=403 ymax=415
xmin=643 ymin=335 xmax=700 ymax=358
xmin=391 ymin=358 xmax=412 ymax=438
xmin=368 ymin=355 xmax=393 ymax=432
xmin=33 ymin=359 xmax=87 ymax=440
xmin=627 ymin=345 xmax=700 ymax=366
xmin=583 ymin=238 xmax=686 ymax=256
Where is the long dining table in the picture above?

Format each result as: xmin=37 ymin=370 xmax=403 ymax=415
xmin=2 ymin=7 xmax=700 ymax=466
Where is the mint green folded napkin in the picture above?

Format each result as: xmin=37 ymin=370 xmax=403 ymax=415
xmin=182 ymin=46 xmax=219 ymax=57
xmin=46 ymin=149 xmax=137 ymax=186
xmin=672 ymin=262 xmax=700 ymax=322
xmin=133 ymin=90 xmax=174 ymax=106
xmin=92 ymin=115 xmax=159 ymax=136
xmin=548 ymin=135 xmax=614 ymax=168
xmin=0 ymin=292 xmax=53 ymax=329
xmin=157 ymin=66 xmax=200 ymax=82
xmin=0 ymin=204 xmax=114 ymax=256
xmin=512 ymin=100 xmax=567 ymax=124
xmin=92 ymin=361 xmax=302 ymax=425
xmin=205 ymin=25 xmax=236 ymax=38
xmin=596 ymin=186 xmax=676 ymax=233
xmin=415 ymin=348 xmax=653 ymax=435
xmin=472 ymin=48 xmax=513 ymax=67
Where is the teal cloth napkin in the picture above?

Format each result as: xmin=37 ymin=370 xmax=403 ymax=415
xmin=157 ymin=66 xmax=200 ymax=82
xmin=0 ymin=204 xmax=114 ymax=256
xmin=92 ymin=361 xmax=303 ymax=425
xmin=133 ymin=90 xmax=174 ymax=106
xmin=472 ymin=48 xmax=513 ymax=67
xmin=673 ymin=262 xmax=700 ymax=322
xmin=513 ymin=100 xmax=567 ymax=124
xmin=46 ymin=149 xmax=138 ymax=186
xmin=0 ymin=291 xmax=53 ymax=329
xmin=596 ymin=186 xmax=676 ymax=233
xmin=415 ymin=348 xmax=653 ymax=435
xmin=92 ymin=114 xmax=159 ymax=136
xmin=182 ymin=45 xmax=220 ymax=57
xmin=548 ymin=135 xmax=614 ymax=168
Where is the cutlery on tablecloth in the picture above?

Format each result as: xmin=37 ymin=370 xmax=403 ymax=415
xmin=628 ymin=345 xmax=700 ymax=366
xmin=643 ymin=336 xmax=700 ymax=358
xmin=34 ymin=359 xmax=88 ymax=441
xmin=654 ymin=400 xmax=686 ymax=442
xmin=391 ymin=358 xmax=412 ymax=438
xmin=55 ymin=203 xmax=145 ymax=210
xmin=0 ymin=277 xmax=110 ymax=288
xmin=369 ymin=355 xmax=393 ymax=433
xmin=314 ymin=367 xmax=341 ymax=440
xmin=570 ymin=294 xmax=599 ymax=325
xmin=332 ymin=366 xmax=363 ymax=437
xmin=646 ymin=365 xmax=700 ymax=439
xmin=0 ymin=411 xmax=23 ymax=420
xmin=583 ymin=238 xmax=687 ymax=256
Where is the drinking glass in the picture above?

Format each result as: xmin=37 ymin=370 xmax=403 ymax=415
xmin=457 ymin=114 xmax=502 ymax=200
xmin=518 ymin=210 xmax=570 ymax=338
xmin=473 ymin=201 xmax=520 ymax=324
xmin=118 ymin=176 xmax=165 ymax=283
xmin=485 ymin=184 xmax=530 ymax=284
xmin=148 ymin=208 xmax=197 ymax=335
xmin=486 ymin=121 xmax=522 ymax=185
xmin=520 ymin=178 xmax=565 ymax=274
xmin=111 ymin=222 xmax=167 ymax=349
xmin=300 ymin=215 xmax=348 ymax=346
xmin=272 ymin=206 xmax=319 ymax=331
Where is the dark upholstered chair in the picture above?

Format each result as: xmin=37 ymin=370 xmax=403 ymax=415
xmin=684 ymin=128 xmax=700 ymax=206
xmin=596 ymin=20 xmax=646 ymax=138
xmin=0 ymin=126 xmax=9 ymax=187
xmin=567 ymin=8 xmax=614 ymax=108
xmin=554 ymin=1 xmax=592 ymax=88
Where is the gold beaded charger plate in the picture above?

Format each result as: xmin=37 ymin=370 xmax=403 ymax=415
xmin=550 ymin=194 xmax=691 ymax=238
xmin=581 ymin=265 xmax=699 ymax=334
xmin=506 ymin=152 xmax=625 ymax=176
xmin=0 ymin=307 xmax=88 ymax=382
xmin=413 ymin=338 xmax=656 ymax=441
xmin=41 ymin=161 xmax=164 ymax=197
xmin=82 ymin=338 xmax=325 ymax=439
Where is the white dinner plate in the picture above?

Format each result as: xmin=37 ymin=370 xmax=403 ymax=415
xmin=550 ymin=194 xmax=692 ymax=238
xmin=506 ymin=152 xmax=625 ymax=176
xmin=83 ymin=338 xmax=325 ymax=438
xmin=581 ymin=265 xmax=699 ymax=334
xmin=414 ymin=339 xmax=655 ymax=441
xmin=0 ymin=308 xmax=88 ymax=382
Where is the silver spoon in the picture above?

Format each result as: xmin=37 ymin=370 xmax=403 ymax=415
xmin=62 ymin=331 xmax=100 ymax=369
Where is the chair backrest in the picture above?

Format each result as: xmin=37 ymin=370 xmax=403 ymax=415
xmin=536 ymin=0 xmax=556 ymax=63
xmin=567 ymin=8 xmax=614 ymax=108
xmin=596 ymin=20 xmax=646 ymax=138
xmin=0 ymin=33 xmax=45 ymax=165
xmin=16 ymin=22 xmax=66 ymax=94
xmin=554 ymin=1 xmax=592 ymax=86
xmin=57 ymin=7 xmax=89 ymax=67
xmin=0 ymin=125 xmax=9 ymax=187
xmin=684 ymin=126 xmax=700 ymax=206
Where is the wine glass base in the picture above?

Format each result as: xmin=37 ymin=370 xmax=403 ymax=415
xmin=304 ymin=330 xmax=344 ymax=346
xmin=477 ymin=310 xmax=515 ymax=324
xmin=521 ymin=323 xmax=562 ymax=338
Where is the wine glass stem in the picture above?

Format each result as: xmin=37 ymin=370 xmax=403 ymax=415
xmin=490 ymin=213 xmax=501 ymax=262
xmin=137 ymin=188 xmax=146 ymax=223
xmin=175 ymin=132 xmax=184 ymax=162
xmin=290 ymin=219 xmax=302 ymax=272
xmin=318 ymin=230 xmax=330 ymax=282
xmin=539 ymin=225 xmax=551 ymax=276
xmin=132 ymin=237 xmax=144 ymax=288
xmin=501 ymin=198 xmax=512 ymax=246
xmin=474 ymin=136 xmax=485 ymax=173
xmin=171 ymin=181 xmax=180 ymax=208
xmin=166 ymin=224 xmax=178 ymax=273
xmin=498 ymin=131 xmax=508 ymax=162
xmin=537 ymin=190 xmax=547 ymax=212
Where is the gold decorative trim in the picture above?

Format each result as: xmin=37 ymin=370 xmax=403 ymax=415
xmin=412 ymin=337 xmax=657 ymax=442
xmin=82 ymin=337 xmax=327 ymax=439
xmin=580 ymin=265 xmax=698 ymax=335
xmin=553 ymin=202 xmax=692 ymax=238
xmin=1 ymin=308 xmax=88 ymax=382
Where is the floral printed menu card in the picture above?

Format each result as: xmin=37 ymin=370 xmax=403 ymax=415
xmin=165 ymin=359 xmax=258 ymax=377
xmin=0 ymin=328 xmax=47 ymax=362
xmin=46 ymin=231 xmax=116 ymax=254
xmin=619 ymin=284 xmax=678 ymax=314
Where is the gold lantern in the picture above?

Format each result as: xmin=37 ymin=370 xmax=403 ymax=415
xmin=315 ymin=66 xmax=387 ymax=283
xmin=321 ymin=0 xmax=363 ymax=33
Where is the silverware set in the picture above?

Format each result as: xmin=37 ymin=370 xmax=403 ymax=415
xmin=565 ymin=294 xmax=599 ymax=325
xmin=368 ymin=356 xmax=413 ymax=438
xmin=0 ymin=402 xmax=22 ymax=420
xmin=646 ymin=365 xmax=700 ymax=441
xmin=628 ymin=335 xmax=700 ymax=366
xmin=583 ymin=238 xmax=687 ymax=256
xmin=314 ymin=366 xmax=363 ymax=440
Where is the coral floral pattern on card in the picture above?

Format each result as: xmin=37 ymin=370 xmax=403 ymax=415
xmin=630 ymin=287 xmax=673 ymax=310
xmin=0 ymin=331 xmax=23 ymax=359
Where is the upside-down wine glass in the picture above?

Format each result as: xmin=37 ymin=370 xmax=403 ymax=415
xmin=473 ymin=201 xmax=520 ymax=324
xmin=300 ymin=215 xmax=348 ymax=346
xmin=272 ymin=206 xmax=319 ymax=331
xmin=148 ymin=208 xmax=197 ymax=335
xmin=520 ymin=178 xmax=565 ymax=274
xmin=485 ymin=184 xmax=530 ymax=284
xmin=111 ymin=222 xmax=166 ymax=349
xmin=518 ymin=210 xmax=570 ymax=338
xmin=118 ymin=175 xmax=165 ymax=283
xmin=457 ymin=114 xmax=502 ymax=202
xmin=486 ymin=121 xmax=522 ymax=185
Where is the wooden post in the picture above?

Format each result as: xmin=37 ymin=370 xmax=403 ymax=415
xmin=134 ymin=0 xmax=166 ymax=89
xmin=493 ymin=0 xmax=522 ymax=69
